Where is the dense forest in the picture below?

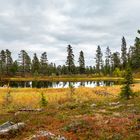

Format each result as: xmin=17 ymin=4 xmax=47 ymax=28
xmin=0 ymin=30 xmax=140 ymax=77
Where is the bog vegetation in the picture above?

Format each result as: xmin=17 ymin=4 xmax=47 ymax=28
xmin=0 ymin=84 xmax=140 ymax=139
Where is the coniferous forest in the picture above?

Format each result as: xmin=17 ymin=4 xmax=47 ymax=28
xmin=0 ymin=30 xmax=140 ymax=77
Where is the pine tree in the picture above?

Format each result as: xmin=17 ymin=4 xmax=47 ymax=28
xmin=85 ymin=66 xmax=90 ymax=74
xmin=5 ymin=49 xmax=13 ymax=75
xmin=47 ymin=63 xmax=57 ymax=76
xmin=0 ymin=50 xmax=6 ymax=75
xmin=128 ymin=46 xmax=135 ymax=66
xmin=18 ymin=50 xmax=26 ymax=75
xmin=25 ymin=54 xmax=31 ymax=74
xmin=131 ymin=30 xmax=140 ymax=69
xmin=66 ymin=45 xmax=75 ymax=74
xmin=121 ymin=37 xmax=127 ymax=69
xmin=56 ymin=65 xmax=62 ymax=75
xmin=105 ymin=46 xmax=111 ymax=75
xmin=32 ymin=53 xmax=40 ymax=74
xmin=10 ymin=61 xmax=18 ymax=75
xmin=48 ymin=63 xmax=54 ymax=75
xmin=61 ymin=65 xmax=68 ymax=75
xmin=78 ymin=50 xmax=85 ymax=74
xmin=111 ymin=52 xmax=121 ymax=71
xmin=120 ymin=66 xmax=133 ymax=99
xmin=40 ymin=52 xmax=48 ymax=64
xmin=95 ymin=46 xmax=103 ymax=75
xmin=40 ymin=52 xmax=48 ymax=75
xmin=18 ymin=50 xmax=31 ymax=76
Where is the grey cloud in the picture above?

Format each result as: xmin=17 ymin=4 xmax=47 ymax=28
xmin=0 ymin=0 xmax=140 ymax=65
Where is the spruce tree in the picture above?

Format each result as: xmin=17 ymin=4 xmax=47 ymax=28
xmin=40 ymin=52 xmax=48 ymax=75
xmin=25 ymin=54 xmax=31 ymax=74
xmin=95 ymin=46 xmax=103 ymax=75
xmin=128 ymin=46 xmax=135 ymax=66
xmin=10 ymin=61 xmax=18 ymax=75
xmin=131 ymin=30 xmax=140 ymax=69
xmin=121 ymin=37 xmax=127 ymax=69
xmin=61 ymin=65 xmax=68 ymax=75
xmin=78 ymin=50 xmax=85 ymax=74
xmin=120 ymin=66 xmax=133 ymax=99
xmin=18 ymin=50 xmax=31 ymax=76
xmin=0 ymin=50 xmax=6 ymax=75
xmin=40 ymin=93 xmax=48 ymax=107
xmin=56 ymin=65 xmax=62 ymax=75
xmin=18 ymin=50 xmax=26 ymax=75
xmin=66 ymin=45 xmax=75 ymax=74
xmin=105 ymin=46 xmax=111 ymax=75
xmin=5 ymin=49 xmax=13 ymax=75
xmin=32 ymin=53 xmax=40 ymax=74
xmin=111 ymin=52 xmax=121 ymax=71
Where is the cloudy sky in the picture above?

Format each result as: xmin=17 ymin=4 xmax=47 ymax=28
xmin=0 ymin=0 xmax=140 ymax=65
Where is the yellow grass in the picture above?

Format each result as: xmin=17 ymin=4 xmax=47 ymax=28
xmin=0 ymin=84 xmax=139 ymax=109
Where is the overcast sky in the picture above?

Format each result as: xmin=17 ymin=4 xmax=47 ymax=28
xmin=0 ymin=0 xmax=140 ymax=66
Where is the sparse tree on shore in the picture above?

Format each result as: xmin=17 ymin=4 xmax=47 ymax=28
xmin=78 ymin=50 xmax=85 ymax=74
xmin=66 ymin=45 xmax=75 ymax=74
xmin=95 ymin=46 xmax=103 ymax=75
xmin=121 ymin=37 xmax=127 ymax=69
xmin=32 ymin=53 xmax=40 ymax=74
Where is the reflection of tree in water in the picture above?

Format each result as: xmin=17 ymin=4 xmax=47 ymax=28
xmin=90 ymin=81 xmax=92 ymax=84
xmin=63 ymin=82 xmax=67 ymax=87
xmin=56 ymin=81 xmax=59 ymax=87
xmin=17 ymin=81 xmax=25 ymax=88
xmin=43 ymin=81 xmax=52 ymax=88
xmin=25 ymin=82 xmax=30 ymax=87
xmin=80 ymin=82 xmax=85 ymax=87
xmin=33 ymin=81 xmax=53 ymax=88
xmin=103 ymin=81 xmax=111 ymax=86
xmin=2 ymin=80 xmax=122 ymax=88
xmin=0 ymin=80 xmax=9 ymax=87
xmin=43 ymin=82 xmax=48 ymax=88
xmin=52 ymin=82 xmax=56 ymax=88
xmin=96 ymin=81 xmax=100 ymax=86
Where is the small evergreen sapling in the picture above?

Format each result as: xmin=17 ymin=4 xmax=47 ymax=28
xmin=120 ymin=66 xmax=134 ymax=99
xmin=40 ymin=92 xmax=48 ymax=107
xmin=5 ymin=90 xmax=12 ymax=103
xmin=68 ymin=83 xmax=75 ymax=99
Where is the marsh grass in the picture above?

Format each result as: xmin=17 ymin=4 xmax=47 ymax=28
xmin=0 ymin=84 xmax=139 ymax=110
xmin=0 ymin=84 xmax=140 ymax=139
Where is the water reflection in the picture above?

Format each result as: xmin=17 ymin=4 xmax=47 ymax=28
xmin=0 ymin=80 xmax=121 ymax=88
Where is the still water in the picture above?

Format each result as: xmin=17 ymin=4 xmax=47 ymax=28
xmin=0 ymin=81 xmax=122 ymax=88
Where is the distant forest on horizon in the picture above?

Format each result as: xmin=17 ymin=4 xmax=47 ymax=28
xmin=0 ymin=30 xmax=140 ymax=77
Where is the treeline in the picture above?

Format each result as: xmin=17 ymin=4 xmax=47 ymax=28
xmin=0 ymin=30 xmax=140 ymax=77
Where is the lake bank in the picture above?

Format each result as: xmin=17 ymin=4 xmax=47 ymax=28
xmin=1 ymin=76 xmax=140 ymax=82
